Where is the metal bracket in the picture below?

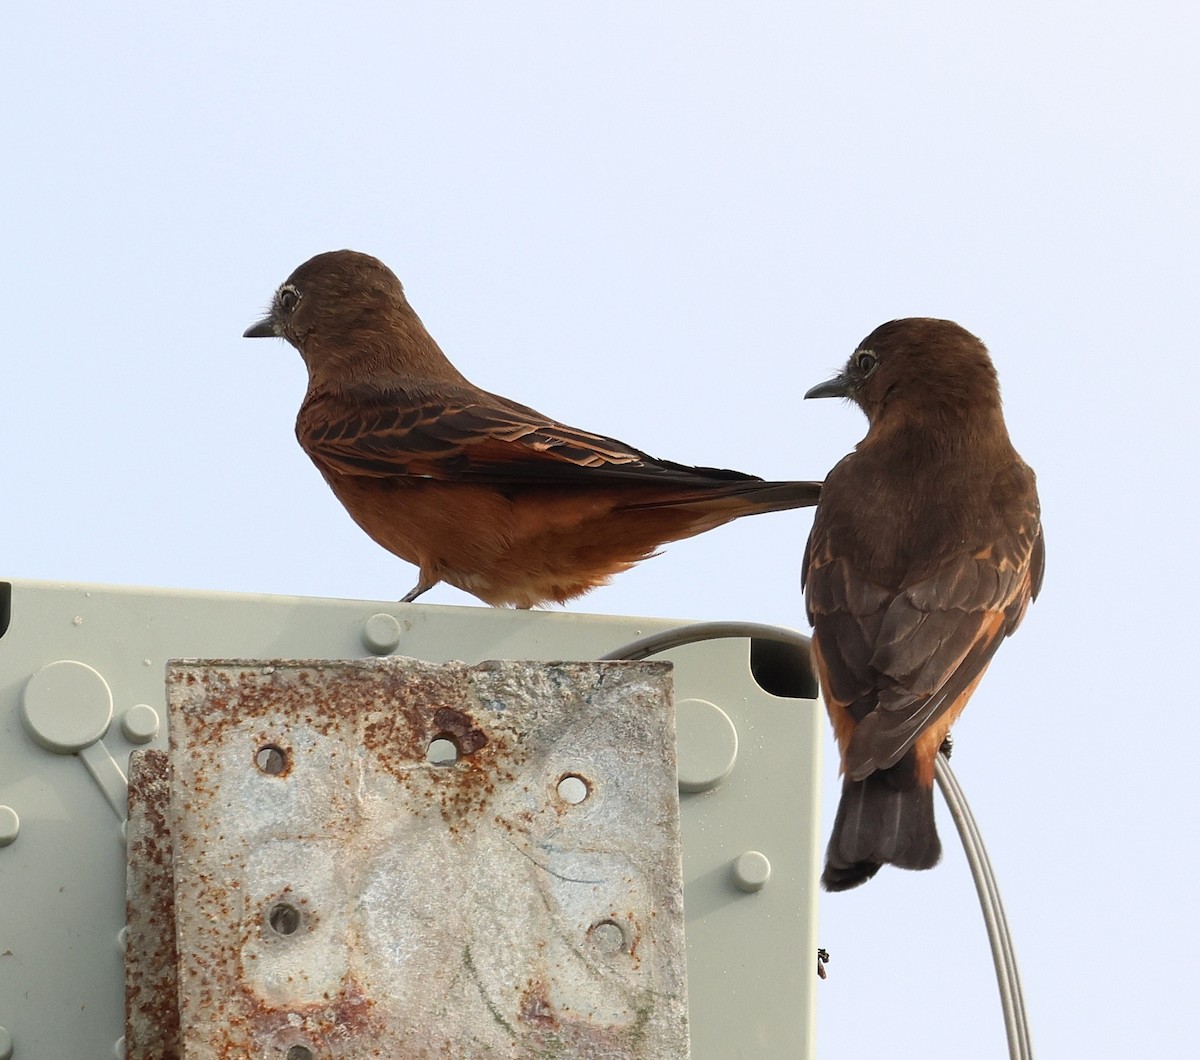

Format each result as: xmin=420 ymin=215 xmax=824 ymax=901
xmin=0 ymin=580 xmax=822 ymax=1059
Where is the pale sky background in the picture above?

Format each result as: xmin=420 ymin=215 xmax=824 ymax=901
xmin=3 ymin=3 xmax=1196 ymax=1057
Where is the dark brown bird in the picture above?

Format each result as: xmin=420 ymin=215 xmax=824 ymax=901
xmin=803 ymin=318 xmax=1043 ymax=891
xmin=244 ymin=250 xmax=821 ymax=607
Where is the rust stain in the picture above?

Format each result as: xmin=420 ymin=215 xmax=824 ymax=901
xmin=626 ymin=910 xmax=643 ymax=967
xmin=239 ymin=973 xmax=386 ymax=1056
xmin=169 ymin=659 xmax=534 ymax=832
xmin=431 ymin=705 xmax=488 ymax=755
xmin=162 ymin=659 xmax=685 ymax=1057
xmin=519 ymin=977 xmax=559 ymax=1029
xmin=124 ymin=749 xmax=182 ymax=1060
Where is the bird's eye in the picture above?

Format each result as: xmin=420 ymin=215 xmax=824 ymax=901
xmin=855 ymin=350 xmax=878 ymax=374
xmin=277 ymin=285 xmax=301 ymax=314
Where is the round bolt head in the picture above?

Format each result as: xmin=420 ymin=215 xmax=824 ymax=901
xmin=676 ymin=698 xmax=738 ymax=793
xmin=22 ymin=660 xmax=113 ymax=753
xmin=0 ymin=806 xmax=18 ymax=847
xmin=732 ymin=850 xmax=772 ymax=892
xmin=361 ymin=612 xmax=403 ymax=655
xmin=121 ymin=703 xmax=161 ymax=743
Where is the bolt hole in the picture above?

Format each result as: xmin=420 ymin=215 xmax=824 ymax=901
xmin=556 ymin=773 xmax=590 ymax=805
xmin=256 ymin=744 xmax=289 ymax=775
xmin=426 ymin=735 xmax=460 ymax=765
xmin=268 ymin=902 xmax=302 ymax=936
xmin=286 ymin=1047 xmax=314 ymax=1060
xmin=587 ymin=918 xmax=627 ymax=954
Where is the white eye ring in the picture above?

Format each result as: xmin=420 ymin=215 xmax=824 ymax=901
xmin=277 ymin=284 xmax=301 ymax=313
xmin=855 ymin=350 xmax=878 ymax=374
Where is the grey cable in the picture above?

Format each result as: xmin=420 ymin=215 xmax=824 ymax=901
xmin=601 ymin=620 xmax=1032 ymax=1060
xmin=598 ymin=620 xmax=807 ymax=662
xmin=935 ymin=756 xmax=1033 ymax=1060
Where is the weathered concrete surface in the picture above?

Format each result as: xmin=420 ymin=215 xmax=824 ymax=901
xmin=156 ymin=657 xmax=687 ymax=1059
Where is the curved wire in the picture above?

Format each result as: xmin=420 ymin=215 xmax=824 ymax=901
xmin=598 ymin=620 xmax=812 ymax=662
xmin=935 ymin=756 xmax=1033 ymax=1060
xmin=602 ymin=621 xmax=1032 ymax=1060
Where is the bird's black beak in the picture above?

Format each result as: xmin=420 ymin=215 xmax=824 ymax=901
xmin=243 ymin=315 xmax=278 ymax=339
xmin=804 ymin=373 xmax=850 ymax=400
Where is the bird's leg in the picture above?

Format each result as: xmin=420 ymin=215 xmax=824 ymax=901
xmin=400 ymin=580 xmax=434 ymax=603
xmin=938 ymin=733 xmax=954 ymax=759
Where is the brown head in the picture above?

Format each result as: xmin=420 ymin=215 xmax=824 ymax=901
xmin=805 ymin=318 xmax=1003 ymax=431
xmin=243 ymin=250 xmax=468 ymax=390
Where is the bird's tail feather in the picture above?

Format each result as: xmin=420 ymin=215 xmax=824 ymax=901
xmin=617 ymin=479 xmax=822 ymax=517
xmin=822 ymin=755 xmax=941 ymax=892
xmin=729 ymin=479 xmax=823 ymax=514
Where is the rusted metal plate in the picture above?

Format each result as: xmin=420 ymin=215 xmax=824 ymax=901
xmin=125 ymin=748 xmax=182 ymax=1059
xmin=165 ymin=657 xmax=688 ymax=1058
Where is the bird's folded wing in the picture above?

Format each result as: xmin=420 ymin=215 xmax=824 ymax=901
xmin=806 ymin=503 xmax=1044 ymax=779
xmin=298 ymin=385 xmax=769 ymax=489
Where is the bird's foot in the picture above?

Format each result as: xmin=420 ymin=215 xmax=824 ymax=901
xmin=816 ymin=948 xmax=830 ymax=980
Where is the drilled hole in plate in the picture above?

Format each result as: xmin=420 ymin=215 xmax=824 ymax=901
xmin=426 ymin=735 xmax=460 ymax=765
xmin=268 ymin=902 xmax=302 ymax=936
xmin=256 ymin=744 xmax=289 ymax=775
xmin=587 ymin=918 xmax=627 ymax=954
xmin=286 ymin=1047 xmax=314 ymax=1060
xmin=556 ymin=773 xmax=590 ymax=805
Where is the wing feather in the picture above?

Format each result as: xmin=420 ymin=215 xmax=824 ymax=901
xmin=297 ymin=384 xmax=775 ymax=490
xmin=805 ymin=456 xmax=1043 ymax=779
